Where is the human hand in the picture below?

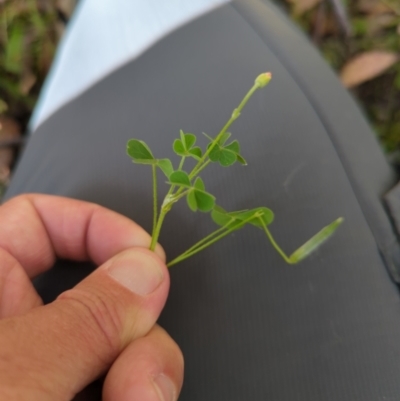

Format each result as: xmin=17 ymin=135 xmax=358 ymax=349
xmin=0 ymin=194 xmax=183 ymax=401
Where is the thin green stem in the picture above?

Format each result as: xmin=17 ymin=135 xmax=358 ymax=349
xmin=167 ymin=226 xmax=237 ymax=267
xmin=259 ymin=218 xmax=293 ymax=264
xmin=167 ymin=216 xmax=255 ymax=267
xmin=176 ymin=223 xmax=233 ymax=257
xmin=178 ymin=156 xmax=186 ymax=170
xmin=151 ymin=164 xmax=158 ymax=237
xmin=164 ymin=155 xmax=186 ymax=200
xmin=189 ymin=82 xmax=261 ymax=179
xmin=190 ymin=159 xmax=211 ymax=180
xmin=150 ymin=208 xmax=166 ymax=251
xmin=149 ymin=189 xmax=191 ymax=251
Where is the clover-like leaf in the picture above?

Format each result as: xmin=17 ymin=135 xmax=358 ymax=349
xmin=127 ymin=139 xmax=154 ymax=161
xmin=169 ymin=171 xmax=191 ymax=187
xmin=157 ymin=159 xmax=174 ymax=178
xmin=173 ymin=131 xmax=201 ymax=160
xmin=186 ymin=177 xmax=215 ymax=212
xmin=206 ymin=136 xmax=246 ymax=167
xmin=288 ymin=217 xmax=344 ymax=263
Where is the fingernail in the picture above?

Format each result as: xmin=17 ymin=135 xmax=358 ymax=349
xmin=153 ymin=374 xmax=176 ymax=401
xmin=107 ymin=251 xmax=164 ymax=296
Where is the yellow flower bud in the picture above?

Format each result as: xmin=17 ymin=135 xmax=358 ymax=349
xmin=255 ymin=72 xmax=272 ymax=88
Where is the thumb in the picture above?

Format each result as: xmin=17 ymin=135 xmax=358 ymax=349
xmin=0 ymin=248 xmax=169 ymax=401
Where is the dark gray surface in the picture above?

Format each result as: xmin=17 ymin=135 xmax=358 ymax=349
xmin=5 ymin=1 xmax=400 ymax=400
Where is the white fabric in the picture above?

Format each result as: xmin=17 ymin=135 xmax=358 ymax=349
xmin=30 ymin=0 xmax=230 ymax=130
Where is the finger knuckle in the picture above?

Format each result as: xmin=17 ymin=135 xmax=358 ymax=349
xmin=58 ymin=288 xmax=123 ymax=354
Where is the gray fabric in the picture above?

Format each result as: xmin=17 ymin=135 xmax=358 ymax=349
xmin=5 ymin=1 xmax=400 ymax=400
xmin=235 ymin=0 xmax=400 ymax=282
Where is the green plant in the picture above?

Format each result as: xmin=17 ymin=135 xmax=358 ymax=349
xmin=0 ymin=0 xmax=68 ymax=128
xmin=126 ymin=73 xmax=343 ymax=267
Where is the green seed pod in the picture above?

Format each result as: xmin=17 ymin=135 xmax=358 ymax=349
xmin=289 ymin=217 xmax=344 ymax=263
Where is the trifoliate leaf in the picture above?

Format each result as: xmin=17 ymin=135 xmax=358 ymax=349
xmin=127 ymin=139 xmax=154 ymax=161
xmin=288 ymin=217 xmax=344 ymax=263
xmin=157 ymin=159 xmax=174 ymax=178
xmin=173 ymin=139 xmax=185 ymax=155
xmin=187 ymin=190 xmax=197 ymax=211
xmin=169 ymin=171 xmax=191 ymax=187
xmin=175 ymin=132 xmax=201 ymax=159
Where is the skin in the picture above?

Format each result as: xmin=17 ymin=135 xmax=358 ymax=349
xmin=0 ymin=194 xmax=184 ymax=401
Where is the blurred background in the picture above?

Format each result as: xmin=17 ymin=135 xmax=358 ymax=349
xmin=0 ymin=0 xmax=399 ymax=197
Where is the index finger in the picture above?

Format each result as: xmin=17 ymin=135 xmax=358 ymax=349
xmin=0 ymin=194 xmax=164 ymax=278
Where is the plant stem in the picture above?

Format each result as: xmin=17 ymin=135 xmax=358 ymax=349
xmin=167 ymin=216 xmax=254 ymax=267
xmin=150 ymin=208 xmax=166 ymax=251
xmin=189 ymin=82 xmax=261 ymax=179
xmin=190 ymin=159 xmax=211 ymax=179
xmin=259 ymin=218 xmax=293 ymax=264
xmin=178 ymin=156 xmax=186 ymax=170
xmin=167 ymin=225 xmax=237 ymax=267
xmin=150 ymin=77 xmax=267 ymax=255
xmin=175 ymin=223 xmax=233 ymax=257
xmin=151 ymin=164 xmax=158 ymax=237
xmin=149 ymin=189 xmax=190 ymax=251
xmin=167 ymin=157 xmax=186 ymax=197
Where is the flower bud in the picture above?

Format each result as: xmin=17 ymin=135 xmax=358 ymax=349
xmin=255 ymin=72 xmax=272 ymax=88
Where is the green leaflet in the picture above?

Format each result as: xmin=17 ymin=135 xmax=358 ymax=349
xmin=185 ymin=177 xmax=215 ymax=212
xmin=127 ymin=139 xmax=154 ymax=161
xmin=173 ymin=131 xmax=202 ymax=160
xmin=169 ymin=171 xmax=191 ymax=187
xmin=157 ymin=159 xmax=174 ymax=178
xmin=127 ymin=139 xmax=173 ymax=178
